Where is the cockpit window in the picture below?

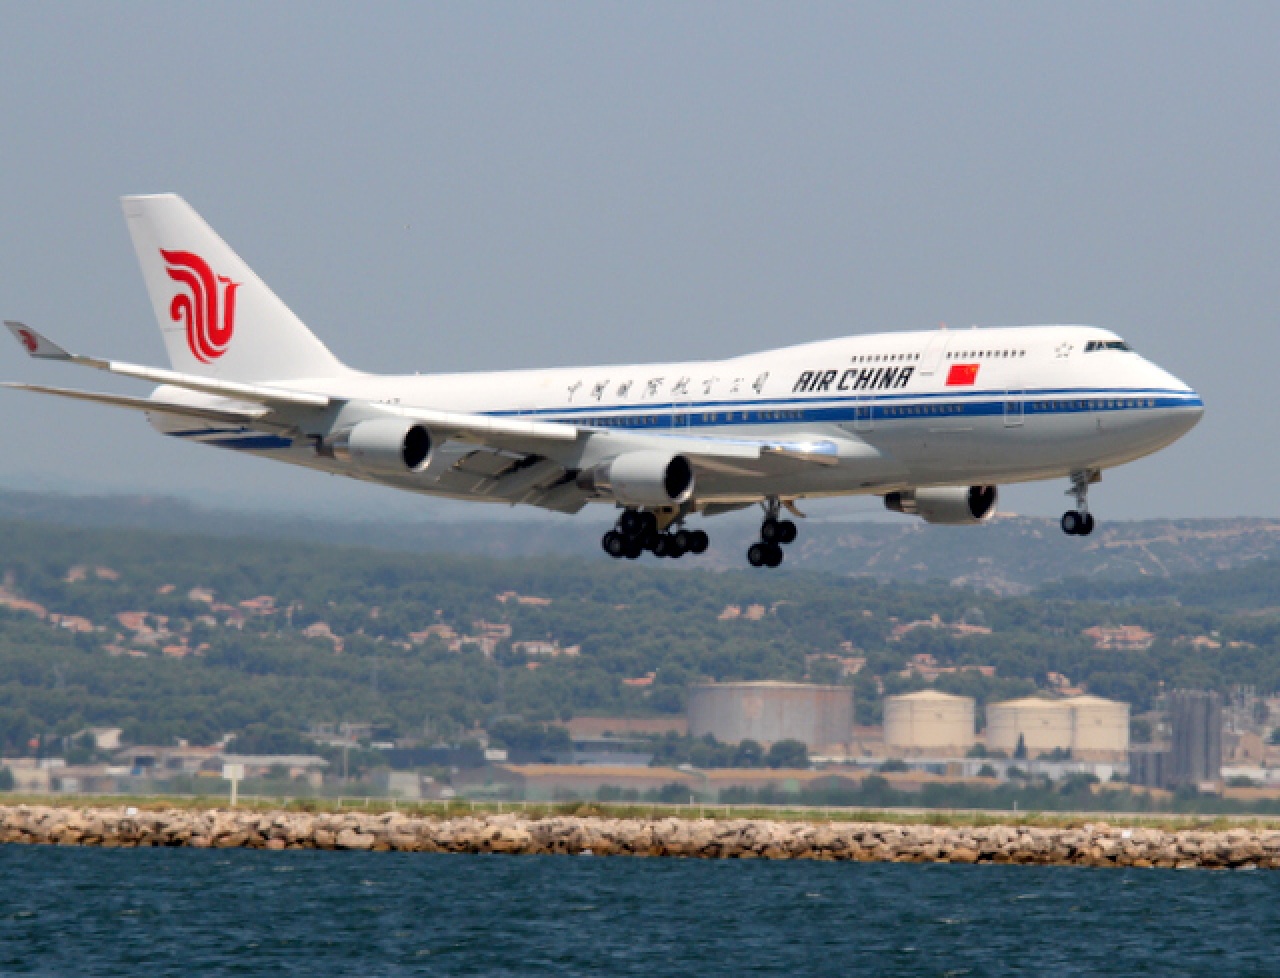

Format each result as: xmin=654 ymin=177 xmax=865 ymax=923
xmin=1085 ymin=340 xmax=1132 ymax=352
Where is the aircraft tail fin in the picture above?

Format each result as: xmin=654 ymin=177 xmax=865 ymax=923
xmin=121 ymin=194 xmax=351 ymax=382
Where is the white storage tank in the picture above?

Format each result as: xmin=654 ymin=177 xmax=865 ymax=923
xmin=1066 ymin=694 xmax=1130 ymax=759
xmin=883 ymin=690 xmax=975 ymax=757
xmin=987 ymin=697 xmax=1073 ymax=756
xmin=687 ymin=682 xmax=853 ymax=753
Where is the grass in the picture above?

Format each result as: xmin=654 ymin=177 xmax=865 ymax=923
xmin=3 ymin=792 xmax=1278 ymax=832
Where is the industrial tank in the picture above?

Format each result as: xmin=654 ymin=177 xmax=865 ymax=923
xmin=987 ymin=697 xmax=1073 ymax=756
xmin=687 ymin=682 xmax=853 ymax=752
xmin=1065 ymin=695 xmax=1129 ymax=759
xmin=883 ymin=690 xmax=975 ymax=756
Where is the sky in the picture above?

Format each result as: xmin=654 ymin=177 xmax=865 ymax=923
xmin=0 ymin=2 xmax=1276 ymax=522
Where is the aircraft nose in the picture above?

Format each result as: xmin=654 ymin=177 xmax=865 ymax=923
xmin=1145 ymin=359 xmax=1204 ymax=438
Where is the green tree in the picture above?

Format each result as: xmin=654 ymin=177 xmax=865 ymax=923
xmin=1013 ymin=734 xmax=1027 ymax=760
xmin=733 ymin=739 xmax=764 ymax=768
xmin=765 ymin=739 xmax=809 ymax=769
xmin=487 ymin=718 xmax=570 ymax=762
xmin=226 ymin=723 xmax=316 ymax=755
xmin=0 ymin=766 xmax=13 ymax=791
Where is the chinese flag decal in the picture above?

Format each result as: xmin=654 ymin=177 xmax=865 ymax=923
xmin=946 ymin=363 xmax=980 ymax=386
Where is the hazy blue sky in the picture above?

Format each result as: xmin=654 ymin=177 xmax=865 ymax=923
xmin=0 ymin=3 xmax=1275 ymax=521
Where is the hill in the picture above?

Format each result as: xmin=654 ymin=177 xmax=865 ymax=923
xmin=0 ymin=514 xmax=1277 ymax=753
xmin=0 ymin=489 xmax=1277 ymax=590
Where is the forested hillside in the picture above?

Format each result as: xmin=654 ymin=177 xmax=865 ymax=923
xmin=1 ymin=489 xmax=1277 ymax=590
xmin=0 ymin=515 xmax=1278 ymax=754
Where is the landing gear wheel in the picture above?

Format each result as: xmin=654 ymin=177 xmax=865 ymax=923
xmin=748 ymin=542 xmax=784 ymax=568
xmin=673 ymin=529 xmax=693 ymax=553
xmin=689 ymin=530 xmax=709 ymax=554
xmin=1063 ymin=470 xmax=1099 ymax=539
xmin=624 ymin=539 xmax=643 ymax=559
xmin=619 ymin=510 xmax=643 ymax=536
xmin=602 ymin=531 xmax=627 ymax=558
xmin=666 ymin=533 xmax=687 ymax=559
xmin=652 ymin=535 xmax=671 ymax=558
xmin=750 ymin=500 xmax=796 ymax=566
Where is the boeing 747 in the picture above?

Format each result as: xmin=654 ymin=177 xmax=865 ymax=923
xmin=5 ymin=195 xmax=1203 ymax=566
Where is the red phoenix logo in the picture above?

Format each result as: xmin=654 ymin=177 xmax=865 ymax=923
xmin=17 ymin=329 xmax=38 ymax=354
xmin=161 ymin=249 xmax=240 ymax=363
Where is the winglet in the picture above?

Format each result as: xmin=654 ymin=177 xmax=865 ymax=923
xmin=5 ymin=322 xmax=71 ymax=360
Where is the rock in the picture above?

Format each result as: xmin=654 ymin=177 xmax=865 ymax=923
xmin=336 ymin=829 xmax=375 ymax=850
xmin=2 ymin=804 xmax=1280 ymax=871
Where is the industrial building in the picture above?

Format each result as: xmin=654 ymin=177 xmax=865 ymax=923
xmin=1170 ymin=690 xmax=1223 ymax=787
xmin=883 ymin=690 xmax=975 ymax=757
xmin=986 ymin=695 xmax=1128 ymax=760
xmin=687 ymin=682 xmax=854 ymax=753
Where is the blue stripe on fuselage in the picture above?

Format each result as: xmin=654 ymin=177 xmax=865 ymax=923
xmin=497 ymin=389 xmax=1203 ymax=430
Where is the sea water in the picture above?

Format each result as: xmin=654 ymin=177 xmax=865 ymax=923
xmin=0 ymin=846 xmax=1274 ymax=977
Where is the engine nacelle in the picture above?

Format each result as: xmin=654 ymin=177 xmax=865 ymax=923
xmin=581 ymin=451 xmax=695 ymax=507
xmin=884 ymin=486 xmax=998 ymax=525
xmin=331 ymin=419 xmax=432 ymax=475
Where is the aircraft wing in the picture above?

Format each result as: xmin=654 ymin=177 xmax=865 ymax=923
xmin=0 ymin=383 xmax=271 ymax=426
xmin=5 ymin=321 xmax=586 ymax=451
xmin=6 ymin=321 xmax=329 ymax=409
xmin=5 ymin=322 xmax=854 ymax=515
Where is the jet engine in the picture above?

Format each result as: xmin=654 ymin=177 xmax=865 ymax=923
xmin=884 ymin=485 xmax=998 ymax=525
xmin=580 ymin=451 xmax=695 ymax=507
xmin=331 ymin=419 xmax=432 ymax=475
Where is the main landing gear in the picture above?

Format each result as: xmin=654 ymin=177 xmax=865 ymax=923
xmin=601 ymin=509 xmax=709 ymax=560
xmin=1061 ymin=469 xmax=1098 ymax=537
xmin=747 ymin=499 xmax=798 ymax=569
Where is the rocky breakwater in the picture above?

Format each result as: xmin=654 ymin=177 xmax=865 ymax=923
xmin=3 ymin=805 xmax=1280 ymax=869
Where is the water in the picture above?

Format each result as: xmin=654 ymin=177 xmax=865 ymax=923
xmin=0 ymin=848 xmax=1275 ymax=977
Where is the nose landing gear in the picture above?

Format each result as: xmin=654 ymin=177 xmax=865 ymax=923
xmin=747 ymin=499 xmax=799 ymax=568
xmin=1061 ymin=469 xmax=1098 ymax=536
xmin=601 ymin=509 xmax=709 ymax=560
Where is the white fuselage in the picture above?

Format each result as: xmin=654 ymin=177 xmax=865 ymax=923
xmin=161 ymin=323 xmax=1202 ymax=507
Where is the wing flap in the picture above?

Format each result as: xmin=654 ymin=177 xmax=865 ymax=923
xmin=634 ymin=431 xmax=844 ymax=468
xmin=385 ymin=404 xmax=582 ymax=450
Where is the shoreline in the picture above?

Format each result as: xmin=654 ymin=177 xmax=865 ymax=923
xmin=4 ymin=804 xmax=1280 ymax=869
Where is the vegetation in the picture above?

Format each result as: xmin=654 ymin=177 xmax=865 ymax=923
xmin=647 ymin=734 xmax=809 ymax=770
xmin=0 ymin=516 xmax=1278 ymax=755
xmin=6 ymin=791 xmax=1280 ymax=829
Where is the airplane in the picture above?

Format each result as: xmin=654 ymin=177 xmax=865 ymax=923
xmin=4 ymin=194 xmax=1203 ymax=568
